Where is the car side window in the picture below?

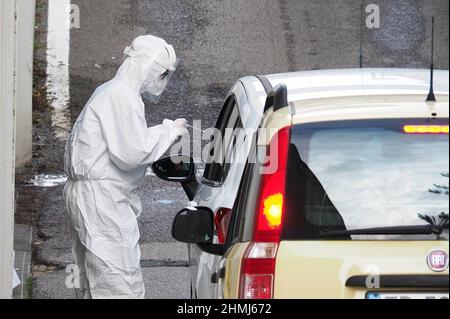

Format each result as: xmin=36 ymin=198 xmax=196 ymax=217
xmin=221 ymin=117 xmax=244 ymax=182
xmin=202 ymin=96 xmax=241 ymax=185
xmin=225 ymin=132 xmax=257 ymax=244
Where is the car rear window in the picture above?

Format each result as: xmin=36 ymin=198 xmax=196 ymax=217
xmin=282 ymin=118 xmax=449 ymax=241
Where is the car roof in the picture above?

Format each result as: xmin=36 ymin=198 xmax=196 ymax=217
xmin=241 ymin=68 xmax=449 ymax=105
xmin=241 ymin=69 xmax=449 ymax=144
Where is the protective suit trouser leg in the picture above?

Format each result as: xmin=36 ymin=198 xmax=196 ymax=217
xmin=70 ymin=229 xmax=92 ymax=299
xmin=64 ymin=179 xmax=145 ymax=299
xmin=70 ymin=227 xmax=145 ymax=299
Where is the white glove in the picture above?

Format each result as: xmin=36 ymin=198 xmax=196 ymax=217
xmin=163 ymin=118 xmax=188 ymax=140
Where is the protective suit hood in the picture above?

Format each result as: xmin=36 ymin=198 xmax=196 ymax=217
xmin=116 ymin=35 xmax=177 ymax=103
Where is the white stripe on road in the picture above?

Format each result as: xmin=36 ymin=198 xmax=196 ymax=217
xmin=46 ymin=0 xmax=71 ymax=141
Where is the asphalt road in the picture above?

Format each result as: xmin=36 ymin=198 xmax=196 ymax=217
xmin=28 ymin=0 xmax=448 ymax=299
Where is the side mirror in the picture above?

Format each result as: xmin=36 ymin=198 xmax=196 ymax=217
xmin=152 ymin=155 xmax=195 ymax=183
xmin=172 ymin=207 xmax=214 ymax=244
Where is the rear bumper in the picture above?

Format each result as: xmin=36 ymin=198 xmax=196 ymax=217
xmin=273 ymin=241 xmax=449 ymax=299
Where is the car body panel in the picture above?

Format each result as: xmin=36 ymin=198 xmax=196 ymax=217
xmin=223 ymin=242 xmax=250 ymax=299
xmin=237 ymin=79 xmax=266 ymax=129
xmin=257 ymin=95 xmax=449 ymax=146
xmin=274 ymin=241 xmax=449 ymax=299
xmin=267 ymin=68 xmax=449 ymax=102
xmin=257 ymin=106 xmax=293 ymax=145
xmin=291 ymin=95 xmax=449 ymax=125
xmin=190 ymin=80 xmax=265 ymax=298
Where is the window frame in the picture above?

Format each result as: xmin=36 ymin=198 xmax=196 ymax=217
xmin=201 ymin=95 xmax=242 ymax=187
xmin=224 ymin=131 xmax=259 ymax=245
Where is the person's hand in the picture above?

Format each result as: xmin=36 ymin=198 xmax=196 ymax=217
xmin=173 ymin=118 xmax=188 ymax=137
xmin=174 ymin=118 xmax=187 ymax=128
xmin=163 ymin=118 xmax=188 ymax=139
xmin=162 ymin=119 xmax=174 ymax=126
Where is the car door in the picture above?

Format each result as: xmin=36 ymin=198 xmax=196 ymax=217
xmin=190 ymin=83 xmax=253 ymax=299
xmin=214 ymin=135 xmax=258 ymax=299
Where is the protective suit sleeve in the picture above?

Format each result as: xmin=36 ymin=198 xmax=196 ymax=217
xmin=92 ymin=92 xmax=177 ymax=172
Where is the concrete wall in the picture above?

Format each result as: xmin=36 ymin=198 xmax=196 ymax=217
xmin=15 ymin=0 xmax=36 ymax=172
xmin=0 ymin=0 xmax=17 ymax=299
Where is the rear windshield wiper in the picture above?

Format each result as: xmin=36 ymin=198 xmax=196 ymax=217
xmin=320 ymin=224 xmax=449 ymax=237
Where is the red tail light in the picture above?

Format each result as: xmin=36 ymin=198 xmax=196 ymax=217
xmin=239 ymin=242 xmax=279 ymax=299
xmin=239 ymin=127 xmax=291 ymax=299
xmin=254 ymin=127 xmax=291 ymax=243
xmin=214 ymin=207 xmax=232 ymax=244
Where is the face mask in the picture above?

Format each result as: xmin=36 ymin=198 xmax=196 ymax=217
xmin=141 ymin=91 xmax=163 ymax=104
xmin=141 ymin=70 xmax=168 ymax=91
xmin=140 ymin=61 xmax=178 ymax=104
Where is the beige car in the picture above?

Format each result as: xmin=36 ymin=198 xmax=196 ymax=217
xmin=155 ymin=69 xmax=449 ymax=299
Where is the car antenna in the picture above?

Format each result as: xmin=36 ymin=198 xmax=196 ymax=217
xmin=426 ymin=16 xmax=436 ymax=103
xmin=359 ymin=2 xmax=364 ymax=68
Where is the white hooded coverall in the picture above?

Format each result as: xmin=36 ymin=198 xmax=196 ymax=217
xmin=64 ymin=35 xmax=184 ymax=299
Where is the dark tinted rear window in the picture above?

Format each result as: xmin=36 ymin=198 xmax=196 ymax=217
xmin=282 ymin=118 xmax=449 ymax=241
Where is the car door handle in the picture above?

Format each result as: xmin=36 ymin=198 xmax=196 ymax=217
xmin=211 ymin=267 xmax=226 ymax=284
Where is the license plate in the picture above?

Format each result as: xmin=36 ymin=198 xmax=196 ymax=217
xmin=367 ymin=292 xmax=449 ymax=299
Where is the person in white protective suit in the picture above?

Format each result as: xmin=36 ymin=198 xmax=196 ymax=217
xmin=63 ymin=35 xmax=188 ymax=299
